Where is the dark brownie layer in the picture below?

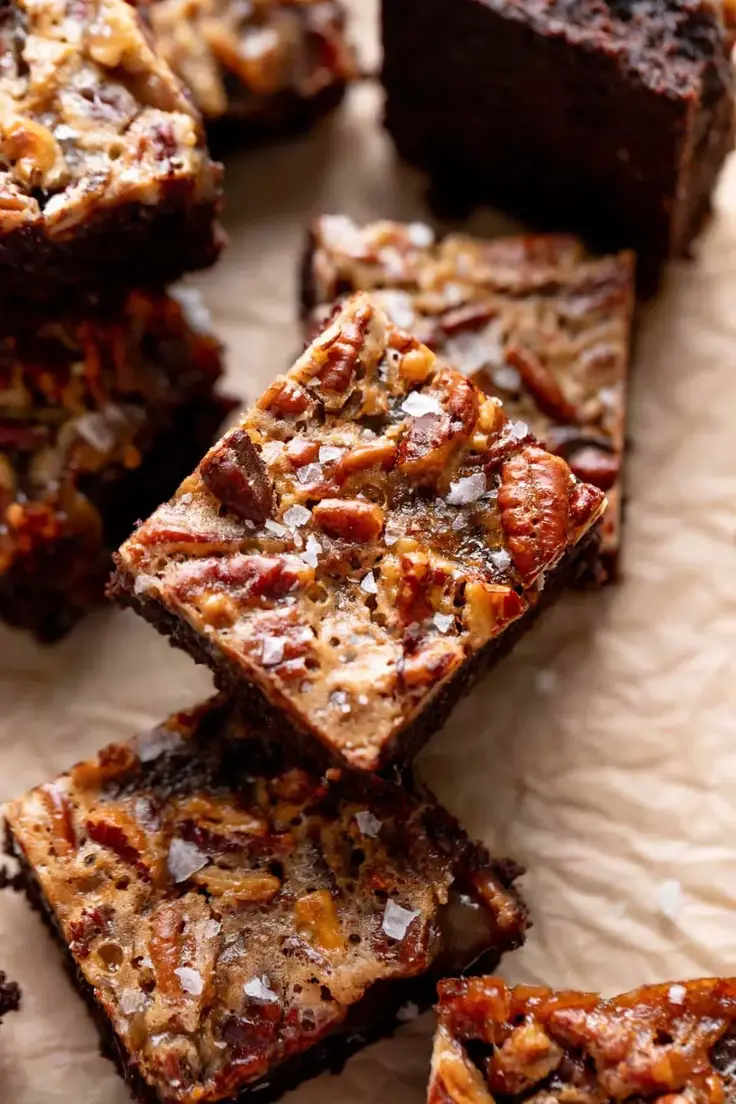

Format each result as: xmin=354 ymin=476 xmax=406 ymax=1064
xmin=0 ymin=971 xmax=20 ymax=1022
xmin=382 ymin=0 xmax=735 ymax=280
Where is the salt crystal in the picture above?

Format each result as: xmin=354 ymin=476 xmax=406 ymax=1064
xmin=659 ymin=879 xmax=682 ymax=921
xmin=407 ymin=222 xmax=434 ymax=248
xmin=283 ymin=505 xmax=311 ymax=528
xmin=179 ymin=493 xmax=193 ymax=505
xmin=136 ymin=726 xmax=181 ymax=763
xmin=140 ymin=956 xmax=153 ymax=970
xmin=668 ymin=984 xmax=686 ymax=1005
xmin=489 ymin=549 xmax=512 ymax=573
xmin=534 ymin=669 xmax=558 ymax=696
xmin=54 ymin=124 xmax=79 ymax=141
xmin=265 ymin=520 xmax=287 ymax=537
xmin=120 ymin=988 xmax=147 ymax=1015
xmin=42 ymin=193 xmax=69 ymax=219
xmin=261 ymin=637 xmax=285 ymax=666
xmin=447 ymin=472 xmax=486 ymax=506
xmin=360 ymin=572 xmax=378 ymax=595
xmin=319 ymin=445 xmax=344 ymax=463
xmin=401 ymin=392 xmax=442 ymax=418
xmin=355 ymin=811 xmax=382 ymax=837
xmin=169 ymin=286 xmax=212 ymax=335
xmin=301 ymin=535 xmax=321 ymax=568
xmin=396 ymin=1001 xmax=420 ymax=1023
xmin=241 ymin=24 xmax=279 ymax=59
xmin=167 ymin=838 xmax=208 ymax=883
xmin=451 ymin=516 xmax=465 ymax=531
xmin=204 ymin=920 xmax=222 ymax=939
xmin=492 ymin=364 xmax=522 ymax=392
xmin=134 ymin=575 xmax=159 ymax=597
xmin=75 ymin=411 xmax=116 ymax=452
xmin=382 ymin=899 xmax=420 ymax=941
xmin=297 ymin=463 xmax=323 ymax=484
xmin=433 ymin=612 xmax=454 ymax=634
xmin=244 ymin=975 xmax=279 ymax=1004
xmin=511 ymin=421 xmax=529 ymax=440
xmin=379 ymin=290 xmax=416 ymax=331
xmin=384 ymin=526 xmax=400 ymax=546
xmin=174 ymin=967 xmax=203 ymax=996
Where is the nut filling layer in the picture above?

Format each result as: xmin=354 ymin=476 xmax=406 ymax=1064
xmin=4 ymin=696 xmax=527 ymax=1104
xmin=112 ymin=293 xmax=607 ymax=771
xmin=304 ymin=217 xmax=633 ymax=571
xmin=429 ymin=976 xmax=736 ymax=1104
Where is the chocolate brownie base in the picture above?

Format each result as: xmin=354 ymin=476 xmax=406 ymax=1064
xmin=0 ymin=395 xmax=232 ymax=642
xmin=381 ymin=0 xmax=735 ymax=281
xmin=112 ymin=527 xmax=600 ymax=772
xmin=0 ymin=192 xmax=224 ymax=310
xmin=207 ymin=81 xmax=347 ymax=154
xmin=8 ymin=835 xmax=513 ymax=1104
xmin=0 ymin=972 xmax=20 ymax=1022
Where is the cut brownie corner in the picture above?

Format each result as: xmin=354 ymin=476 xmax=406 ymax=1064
xmin=110 ymin=292 xmax=606 ymax=772
xmin=148 ymin=0 xmax=358 ymax=144
xmin=0 ymin=0 xmax=224 ymax=303
xmin=0 ymin=287 xmax=235 ymax=642
xmin=429 ymin=976 xmax=736 ymax=1104
xmin=301 ymin=215 xmax=632 ymax=581
xmin=0 ymin=972 xmax=20 ymax=1022
xmin=4 ymin=695 xmax=527 ymax=1104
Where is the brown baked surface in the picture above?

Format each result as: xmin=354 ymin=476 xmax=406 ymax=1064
xmin=4 ymin=694 xmax=527 ymax=1104
xmin=0 ymin=0 xmax=223 ymax=302
xmin=303 ymin=217 xmax=633 ymax=574
xmin=381 ymin=0 xmax=735 ymax=277
xmin=0 ymin=288 xmax=232 ymax=641
xmin=149 ymin=0 xmax=356 ymax=130
xmin=110 ymin=293 xmax=606 ymax=772
xmin=429 ymin=976 xmax=736 ymax=1104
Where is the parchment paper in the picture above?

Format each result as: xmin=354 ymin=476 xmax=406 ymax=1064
xmin=4 ymin=3 xmax=736 ymax=1100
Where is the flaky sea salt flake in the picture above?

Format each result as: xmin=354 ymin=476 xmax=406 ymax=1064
xmin=244 ymin=975 xmax=279 ymax=1004
xmin=283 ymin=505 xmax=311 ymax=528
xmin=174 ymin=967 xmax=203 ymax=996
xmin=301 ymin=535 xmax=321 ymax=568
xmin=167 ymin=838 xmax=208 ymax=883
xmin=511 ymin=420 xmax=529 ymax=440
xmin=319 ymin=445 xmax=344 ymax=463
xmin=265 ymin=520 xmax=287 ymax=537
xmin=355 ymin=810 xmax=382 ymax=837
xmin=261 ymin=637 xmax=285 ymax=666
xmin=668 ymin=984 xmax=686 ymax=1005
xmin=382 ymin=899 xmax=420 ymax=941
xmin=120 ymin=988 xmax=147 ymax=1015
xmin=490 ymin=549 xmax=512 ymax=573
xmin=401 ymin=392 xmax=442 ymax=418
xmin=447 ymin=472 xmax=486 ymax=506
xmin=433 ymin=612 xmax=454 ymax=634
xmin=297 ymin=463 xmax=323 ymax=485
xmin=360 ymin=572 xmax=378 ymax=595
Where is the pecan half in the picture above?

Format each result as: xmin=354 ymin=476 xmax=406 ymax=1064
xmin=336 ymin=438 xmax=397 ymax=478
xmin=505 ymin=345 xmax=579 ymax=425
xmin=498 ymin=446 xmax=573 ymax=584
xmin=311 ymin=300 xmax=373 ymax=409
xmin=463 ymin=582 xmax=525 ymax=647
xmin=313 ymin=498 xmax=384 ymax=541
xmin=398 ymin=368 xmax=478 ymax=477
xmin=568 ymin=446 xmax=620 ymax=492
xmin=168 ymin=554 xmax=312 ymax=604
xmin=200 ymin=429 xmax=274 ymax=525
xmin=258 ymin=377 xmax=310 ymax=417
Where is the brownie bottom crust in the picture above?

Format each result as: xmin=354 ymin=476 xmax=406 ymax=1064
xmin=5 ymin=825 xmax=514 ymax=1104
xmin=1 ymin=394 xmax=233 ymax=643
xmin=111 ymin=527 xmax=601 ymax=773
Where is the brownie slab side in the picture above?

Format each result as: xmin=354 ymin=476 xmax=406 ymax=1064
xmin=110 ymin=293 xmax=607 ymax=772
xmin=4 ymin=696 xmax=527 ymax=1104
xmin=429 ymin=976 xmax=736 ymax=1104
xmin=301 ymin=216 xmax=634 ymax=577
xmin=381 ymin=0 xmax=735 ymax=279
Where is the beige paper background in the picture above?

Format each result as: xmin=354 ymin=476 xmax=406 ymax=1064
xmin=3 ymin=2 xmax=736 ymax=1100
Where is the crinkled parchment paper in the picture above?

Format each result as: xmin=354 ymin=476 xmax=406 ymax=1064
xmin=3 ymin=3 xmax=736 ymax=1101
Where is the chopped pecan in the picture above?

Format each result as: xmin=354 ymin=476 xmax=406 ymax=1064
xmin=168 ymin=554 xmax=313 ymax=603
xmin=38 ymin=783 xmax=76 ymax=856
xmin=86 ymin=805 xmax=148 ymax=872
xmin=399 ymin=637 xmax=464 ymax=690
xmin=498 ymin=446 xmax=573 ymax=584
xmin=568 ymin=446 xmax=620 ymax=492
xmin=294 ymin=889 xmax=344 ymax=950
xmin=429 ymin=1025 xmax=495 ymax=1104
xmin=149 ymin=895 xmax=217 ymax=1032
xmin=463 ymin=582 xmax=525 ymax=647
xmin=258 ymin=378 xmax=310 ymax=417
xmin=336 ymin=438 xmax=397 ymax=478
xmin=487 ymin=1022 xmax=563 ymax=1095
xmin=313 ymin=498 xmax=384 ymax=541
xmin=193 ymin=867 xmax=281 ymax=902
xmin=568 ymin=480 xmax=606 ymax=530
xmin=505 ymin=346 xmax=580 ymax=425
xmin=436 ymin=302 xmax=499 ymax=337
xmin=311 ymin=300 xmax=373 ymax=408
xmin=285 ymin=438 xmax=320 ymax=468
xmin=68 ymin=904 xmax=114 ymax=959
xmin=200 ymin=428 xmax=274 ymax=525
xmin=398 ymin=368 xmax=478 ymax=476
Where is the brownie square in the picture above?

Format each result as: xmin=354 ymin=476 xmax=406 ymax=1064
xmin=4 ymin=694 xmax=527 ymax=1104
xmin=111 ymin=293 xmax=606 ymax=772
xmin=303 ymin=216 xmax=634 ymax=576
xmin=0 ymin=288 xmax=233 ymax=641
xmin=382 ymin=0 xmax=735 ymax=277
xmin=429 ymin=976 xmax=736 ymax=1104
xmin=0 ymin=972 xmax=20 ymax=1022
xmin=148 ymin=0 xmax=357 ymax=141
xmin=0 ymin=0 xmax=224 ymax=304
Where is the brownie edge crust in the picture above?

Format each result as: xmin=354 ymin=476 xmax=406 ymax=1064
xmin=429 ymin=976 xmax=736 ymax=1104
xmin=4 ymin=696 xmax=527 ymax=1104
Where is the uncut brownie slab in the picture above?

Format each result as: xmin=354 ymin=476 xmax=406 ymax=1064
xmin=4 ymin=695 xmax=527 ymax=1104
xmin=111 ymin=293 xmax=606 ymax=772
xmin=429 ymin=976 xmax=736 ymax=1104
xmin=303 ymin=217 xmax=634 ymax=576
xmin=0 ymin=0 xmax=223 ymax=304
xmin=382 ymin=0 xmax=735 ymax=276
xmin=148 ymin=0 xmax=357 ymax=139
xmin=0 ymin=288 xmax=233 ymax=642
xmin=0 ymin=971 xmax=20 ymax=1022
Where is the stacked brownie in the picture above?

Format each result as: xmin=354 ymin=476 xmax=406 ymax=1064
xmin=0 ymin=0 xmax=232 ymax=638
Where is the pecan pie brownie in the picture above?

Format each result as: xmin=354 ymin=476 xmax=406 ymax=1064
xmin=0 ymin=971 xmax=20 ymax=1021
xmin=382 ymin=0 xmax=735 ymax=277
xmin=303 ymin=217 xmax=634 ymax=576
xmin=149 ymin=0 xmax=357 ymax=138
xmin=0 ymin=288 xmax=233 ymax=641
xmin=429 ymin=976 xmax=736 ymax=1104
xmin=4 ymin=694 xmax=527 ymax=1104
xmin=111 ymin=294 xmax=606 ymax=772
xmin=0 ymin=0 xmax=224 ymax=304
